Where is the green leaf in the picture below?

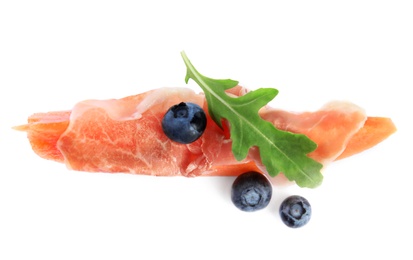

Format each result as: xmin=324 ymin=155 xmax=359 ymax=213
xmin=181 ymin=51 xmax=323 ymax=188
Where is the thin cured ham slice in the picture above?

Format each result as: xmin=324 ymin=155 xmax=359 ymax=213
xmin=16 ymin=88 xmax=258 ymax=177
xmin=14 ymin=87 xmax=396 ymax=179
xmin=260 ymin=101 xmax=368 ymax=165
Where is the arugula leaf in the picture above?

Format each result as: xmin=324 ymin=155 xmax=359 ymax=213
xmin=181 ymin=51 xmax=323 ymax=188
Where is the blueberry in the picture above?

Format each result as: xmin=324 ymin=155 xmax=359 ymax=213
xmin=161 ymin=102 xmax=207 ymax=144
xmin=279 ymin=195 xmax=311 ymax=228
xmin=231 ymin=171 xmax=272 ymax=212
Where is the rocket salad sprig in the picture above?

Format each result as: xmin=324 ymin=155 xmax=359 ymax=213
xmin=181 ymin=51 xmax=323 ymax=188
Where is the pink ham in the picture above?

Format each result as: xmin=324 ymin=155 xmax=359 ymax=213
xmin=15 ymin=86 xmax=396 ymax=180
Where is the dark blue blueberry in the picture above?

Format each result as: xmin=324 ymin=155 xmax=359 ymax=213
xmin=279 ymin=195 xmax=311 ymax=228
xmin=162 ymin=102 xmax=207 ymax=144
xmin=231 ymin=171 xmax=272 ymax=212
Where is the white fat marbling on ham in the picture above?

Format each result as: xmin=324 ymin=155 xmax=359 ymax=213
xmin=133 ymin=87 xmax=204 ymax=119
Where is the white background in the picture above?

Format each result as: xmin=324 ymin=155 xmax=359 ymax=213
xmin=1 ymin=1 xmax=412 ymax=259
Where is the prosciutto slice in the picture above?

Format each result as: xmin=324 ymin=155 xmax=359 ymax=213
xmin=15 ymin=86 xmax=396 ymax=179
